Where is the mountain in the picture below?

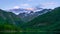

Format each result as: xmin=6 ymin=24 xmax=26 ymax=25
xmin=0 ymin=7 xmax=60 ymax=34
xmin=9 ymin=7 xmax=52 ymax=22
xmin=0 ymin=9 xmax=24 ymax=25
xmin=9 ymin=8 xmax=34 ymax=15
xmin=18 ymin=9 xmax=52 ymax=22
xmin=0 ymin=9 xmax=23 ymax=31
xmin=8 ymin=7 xmax=44 ymax=14
xmin=22 ymin=7 xmax=60 ymax=31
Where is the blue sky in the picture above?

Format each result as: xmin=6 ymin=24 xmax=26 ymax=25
xmin=0 ymin=0 xmax=60 ymax=10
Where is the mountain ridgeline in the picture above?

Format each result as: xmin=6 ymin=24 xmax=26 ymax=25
xmin=0 ymin=7 xmax=60 ymax=33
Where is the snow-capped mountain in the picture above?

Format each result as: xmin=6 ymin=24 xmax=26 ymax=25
xmin=8 ymin=7 xmax=44 ymax=15
xmin=8 ymin=8 xmax=35 ymax=15
xmin=8 ymin=8 xmax=52 ymax=22
xmin=18 ymin=8 xmax=52 ymax=22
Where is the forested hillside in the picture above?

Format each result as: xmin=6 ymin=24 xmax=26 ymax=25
xmin=0 ymin=9 xmax=23 ymax=31
xmin=22 ymin=7 xmax=60 ymax=32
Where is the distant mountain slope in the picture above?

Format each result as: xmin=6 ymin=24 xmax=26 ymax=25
xmin=22 ymin=7 xmax=60 ymax=31
xmin=8 ymin=8 xmax=52 ymax=22
xmin=18 ymin=9 xmax=51 ymax=22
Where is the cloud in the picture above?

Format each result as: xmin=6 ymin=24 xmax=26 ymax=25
xmin=41 ymin=2 xmax=58 ymax=9
xmin=13 ymin=6 xmax=20 ymax=9
xmin=21 ymin=4 xmax=30 ymax=6
xmin=20 ymin=3 xmax=31 ymax=8
xmin=26 ymin=8 xmax=35 ymax=10
xmin=42 ymin=2 xmax=56 ymax=6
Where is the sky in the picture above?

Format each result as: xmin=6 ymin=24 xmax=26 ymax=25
xmin=0 ymin=0 xmax=60 ymax=10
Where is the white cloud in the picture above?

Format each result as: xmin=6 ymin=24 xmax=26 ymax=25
xmin=41 ymin=2 xmax=58 ymax=9
xmin=26 ymin=8 xmax=35 ymax=10
xmin=13 ymin=6 xmax=20 ymax=9
xmin=42 ymin=2 xmax=56 ymax=6
xmin=21 ymin=4 xmax=30 ymax=6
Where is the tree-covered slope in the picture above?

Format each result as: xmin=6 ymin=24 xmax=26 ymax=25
xmin=22 ymin=7 xmax=60 ymax=31
xmin=0 ymin=9 xmax=23 ymax=31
